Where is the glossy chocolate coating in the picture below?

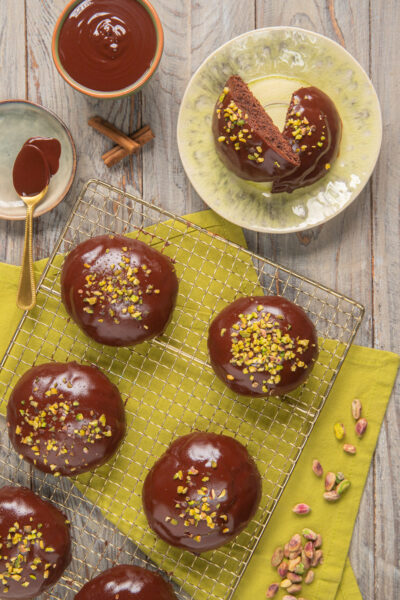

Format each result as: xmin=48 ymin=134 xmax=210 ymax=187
xmin=26 ymin=137 xmax=61 ymax=176
xmin=12 ymin=144 xmax=49 ymax=197
xmin=142 ymin=432 xmax=262 ymax=554
xmin=61 ymin=234 xmax=178 ymax=347
xmin=272 ymin=86 xmax=342 ymax=193
xmin=0 ymin=485 xmax=71 ymax=599
xmin=212 ymin=84 xmax=299 ymax=182
xmin=75 ymin=565 xmax=177 ymax=600
xmin=7 ymin=362 xmax=126 ymax=476
xmin=58 ymin=0 xmax=157 ymax=92
xmin=208 ymin=296 xmax=318 ymax=397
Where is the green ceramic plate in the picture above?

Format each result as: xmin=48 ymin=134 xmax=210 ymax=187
xmin=0 ymin=100 xmax=76 ymax=220
xmin=177 ymin=27 xmax=382 ymax=233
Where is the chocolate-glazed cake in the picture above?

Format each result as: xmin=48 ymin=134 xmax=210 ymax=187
xmin=212 ymin=75 xmax=300 ymax=182
xmin=142 ymin=432 xmax=262 ymax=554
xmin=7 ymin=362 xmax=126 ymax=477
xmin=0 ymin=486 xmax=71 ymax=599
xmin=208 ymin=296 xmax=318 ymax=397
xmin=75 ymin=565 xmax=177 ymax=600
xmin=271 ymin=86 xmax=342 ymax=193
xmin=61 ymin=234 xmax=178 ymax=347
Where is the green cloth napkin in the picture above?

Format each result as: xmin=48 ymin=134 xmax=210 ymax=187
xmin=0 ymin=210 xmax=398 ymax=600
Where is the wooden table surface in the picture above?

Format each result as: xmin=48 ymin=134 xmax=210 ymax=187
xmin=0 ymin=1 xmax=398 ymax=598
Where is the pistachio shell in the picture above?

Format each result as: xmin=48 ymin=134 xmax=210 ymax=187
xmin=352 ymin=398 xmax=362 ymax=420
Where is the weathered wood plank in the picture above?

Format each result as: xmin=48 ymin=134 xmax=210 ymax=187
xmin=370 ymin=1 xmax=400 ymax=598
xmin=0 ymin=0 xmax=27 ymax=264
xmin=255 ymin=2 xmax=374 ymax=598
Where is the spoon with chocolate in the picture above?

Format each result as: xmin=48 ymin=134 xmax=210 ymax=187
xmin=13 ymin=137 xmax=61 ymax=310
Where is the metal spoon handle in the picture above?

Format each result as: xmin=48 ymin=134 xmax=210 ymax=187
xmin=17 ymin=204 xmax=36 ymax=310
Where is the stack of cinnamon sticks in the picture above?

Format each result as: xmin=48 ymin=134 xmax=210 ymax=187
xmin=88 ymin=116 xmax=155 ymax=168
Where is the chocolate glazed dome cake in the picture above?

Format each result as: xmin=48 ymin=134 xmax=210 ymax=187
xmin=208 ymin=296 xmax=318 ymax=397
xmin=271 ymin=86 xmax=342 ymax=193
xmin=75 ymin=565 xmax=178 ymax=600
xmin=0 ymin=486 xmax=71 ymax=599
xmin=7 ymin=361 xmax=126 ymax=476
xmin=212 ymin=75 xmax=300 ymax=182
xmin=142 ymin=432 xmax=262 ymax=554
xmin=61 ymin=234 xmax=179 ymax=347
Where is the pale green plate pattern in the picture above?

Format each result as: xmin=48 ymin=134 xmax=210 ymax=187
xmin=177 ymin=27 xmax=382 ymax=233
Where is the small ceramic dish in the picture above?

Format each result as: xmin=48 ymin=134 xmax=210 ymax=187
xmin=177 ymin=27 xmax=382 ymax=233
xmin=0 ymin=100 xmax=76 ymax=220
xmin=52 ymin=0 xmax=164 ymax=99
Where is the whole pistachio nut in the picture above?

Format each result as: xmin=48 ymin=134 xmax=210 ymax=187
xmin=314 ymin=534 xmax=323 ymax=549
xmin=287 ymin=583 xmax=302 ymax=594
xmin=304 ymin=541 xmax=314 ymax=559
xmin=294 ymin=562 xmax=305 ymax=575
xmin=288 ymin=556 xmax=301 ymax=571
xmin=304 ymin=569 xmax=315 ymax=584
xmin=292 ymin=503 xmax=311 ymax=515
xmin=343 ymin=444 xmax=357 ymax=455
xmin=325 ymin=471 xmax=336 ymax=491
xmin=311 ymin=549 xmax=324 ymax=567
xmin=271 ymin=546 xmax=284 ymax=567
xmin=277 ymin=560 xmax=289 ymax=578
xmin=355 ymin=417 xmax=368 ymax=438
xmin=312 ymin=459 xmax=323 ymax=477
xmin=288 ymin=533 xmax=302 ymax=552
xmin=280 ymin=578 xmax=292 ymax=589
xmin=301 ymin=550 xmax=311 ymax=570
xmin=266 ymin=583 xmax=280 ymax=598
xmin=352 ymin=398 xmax=362 ymax=420
xmin=287 ymin=572 xmax=302 ymax=583
xmin=323 ymin=490 xmax=340 ymax=501
xmin=337 ymin=479 xmax=351 ymax=495
xmin=335 ymin=472 xmax=345 ymax=484
xmin=302 ymin=528 xmax=317 ymax=541
xmin=334 ymin=422 xmax=346 ymax=440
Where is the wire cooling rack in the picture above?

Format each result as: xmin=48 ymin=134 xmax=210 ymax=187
xmin=0 ymin=180 xmax=364 ymax=600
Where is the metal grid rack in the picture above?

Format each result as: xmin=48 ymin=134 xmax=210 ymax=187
xmin=0 ymin=180 xmax=364 ymax=600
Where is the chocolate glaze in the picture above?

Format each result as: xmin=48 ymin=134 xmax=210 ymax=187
xmin=61 ymin=234 xmax=178 ymax=347
xmin=142 ymin=432 xmax=262 ymax=554
xmin=7 ymin=362 xmax=126 ymax=477
xmin=0 ymin=485 xmax=71 ymax=599
xmin=208 ymin=296 xmax=318 ymax=397
xmin=26 ymin=137 xmax=61 ymax=176
xmin=75 ymin=565 xmax=177 ymax=600
xmin=212 ymin=80 xmax=299 ymax=182
xmin=58 ymin=0 xmax=158 ymax=92
xmin=272 ymin=86 xmax=342 ymax=193
xmin=12 ymin=144 xmax=50 ymax=198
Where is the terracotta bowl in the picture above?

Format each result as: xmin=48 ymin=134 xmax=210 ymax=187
xmin=52 ymin=0 xmax=163 ymax=99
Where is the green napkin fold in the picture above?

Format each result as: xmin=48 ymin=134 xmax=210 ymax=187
xmin=0 ymin=210 xmax=398 ymax=600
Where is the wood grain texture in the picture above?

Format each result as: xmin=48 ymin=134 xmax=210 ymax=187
xmin=0 ymin=0 xmax=399 ymax=598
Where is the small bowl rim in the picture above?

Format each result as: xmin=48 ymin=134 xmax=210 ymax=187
xmin=51 ymin=0 xmax=164 ymax=99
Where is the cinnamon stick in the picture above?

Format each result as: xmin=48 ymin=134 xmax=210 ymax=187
xmin=102 ymin=125 xmax=155 ymax=168
xmin=88 ymin=116 xmax=140 ymax=153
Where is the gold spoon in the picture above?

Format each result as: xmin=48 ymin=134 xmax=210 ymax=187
xmin=16 ymin=186 xmax=48 ymax=310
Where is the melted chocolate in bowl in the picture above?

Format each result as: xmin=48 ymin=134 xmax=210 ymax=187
xmin=58 ymin=0 xmax=158 ymax=92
